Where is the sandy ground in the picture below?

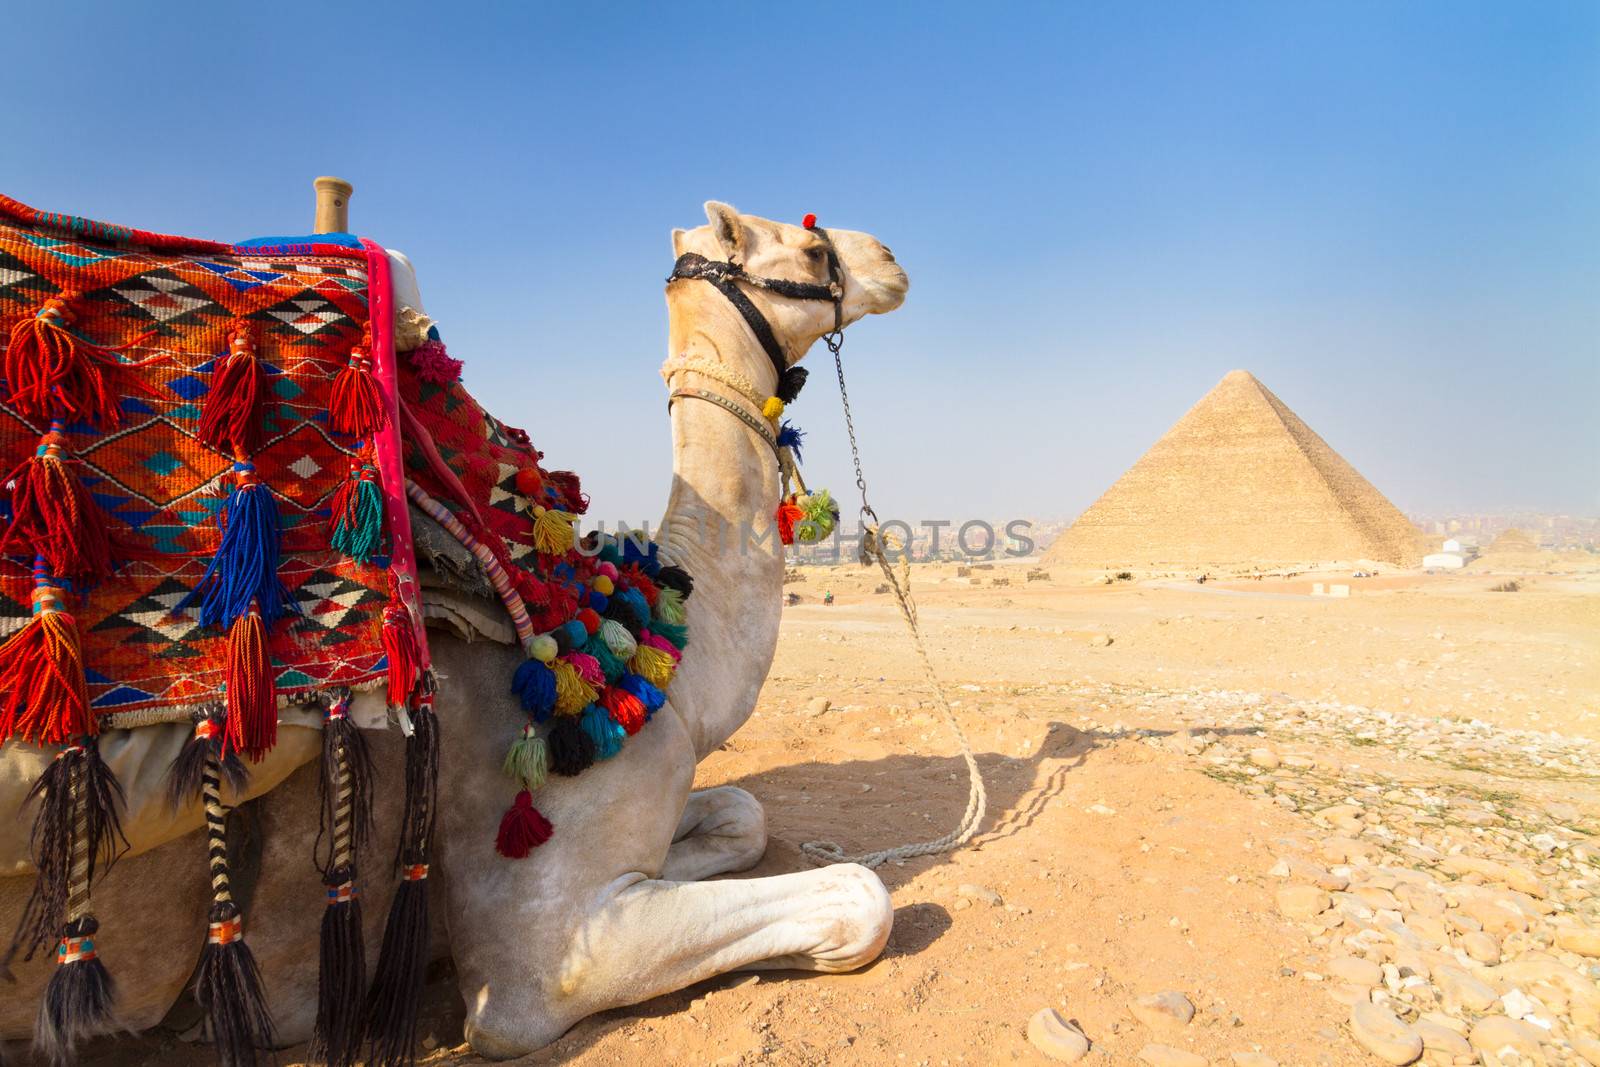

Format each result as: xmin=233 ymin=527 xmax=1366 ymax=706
xmin=72 ymin=557 xmax=1600 ymax=1066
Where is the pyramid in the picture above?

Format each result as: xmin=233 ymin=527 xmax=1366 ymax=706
xmin=1047 ymin=370 xmax=1421 ymax=569
xmin=1486 ymin=528 xmax=1537 ymax=553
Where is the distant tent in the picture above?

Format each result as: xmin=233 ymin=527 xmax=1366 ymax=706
xmin=1047 ymin=370 xmax=1421 ymax=569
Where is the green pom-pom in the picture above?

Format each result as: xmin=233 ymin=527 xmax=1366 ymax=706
xmin=581 ymin=634 xmax=626 ymax=682
xmin=795 ymin=488 xmax=839 ymax=543
xmin=503 ymin=726 xmax=548 ymax=791
xmin=655 ymin=586 xmax=687 ymax=626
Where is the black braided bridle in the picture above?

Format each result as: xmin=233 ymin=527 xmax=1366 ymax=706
xmin=665 ymin=218 xmax=846 ymax=404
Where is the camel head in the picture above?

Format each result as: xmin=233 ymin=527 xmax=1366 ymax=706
xmin=669 ymin=201 xmax=908 ymax=380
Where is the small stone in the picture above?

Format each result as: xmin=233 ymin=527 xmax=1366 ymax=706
xmin=1466 ymin=1015 xmax=1544 ymax=1065
xmin=1137 ymin=1044 xmax=1208 ymax=1067
xmin=1248 ymin=748 xmax=1280 ymax=769
xmin=1326 ymin=956 xmax=1382 ymax=987
xmin=1460 ymin=931 xmax=1501 ymax=964
xmin=1228 ymin=1055 xmax=1277 ymax=1067
xmin=1089 ymin=633 xmax=1113 ymax=647
xmin=1130 ymin=991 xmax=1196 ymax=1031
xmin=1554 ymin=925 xmax=1600 ymax=957
xmin=1571 ymin=1035 xmax=1600 ymax=1066
xmin=803 ymin=696 xmax=831 ymax=717
xmin=1434 ymin=965 xmax=1498 ymax=1012
xmin=1027 ymin=1007 xmax=1090 ymax=1062
xmin=1348 ymin=1001 xmax=1423 ymax=1065
xmin=957 ymin=883 xmax=1002 ymax=906
xmin=1276 ymin=885 xmax=1330 ymax=921
xmin=1412 ymin=1017 xmax=1471 ymax=1059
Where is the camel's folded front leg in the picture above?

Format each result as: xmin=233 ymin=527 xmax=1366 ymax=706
xmin=662 ymin=786 xmax=767 ymax=881
xmin=461 ymin=864 xmax=891 ymax=1058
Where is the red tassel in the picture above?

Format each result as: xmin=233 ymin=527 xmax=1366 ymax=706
xmin=197 ymin=323 xmax=264 ymax=455
xmin=223 ymin=608 xmax=275 ymax=760
xmin=600 ymin=686 xmax=647 ymax=735
xmin=381 ymin=599 xmax=420 ymax=707
xmin=328 ymin=340 xmax=387 ymax=437
xmin=0 ymin=424 xmax=114 ymax=583
xmin=3 ymin=293 xmax=160 ymax=429
xmin=775 ymin=497 xmax=804 ymax=546
xmin=0 ymin=562 xmax=92 ymax=746
xmin=495 ymin=790 xmax=552 ymax=858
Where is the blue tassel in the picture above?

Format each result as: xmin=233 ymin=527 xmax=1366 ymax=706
xmin=618 ymin=672 xmax=665 ymax=714
xmin=331 ymin=469 xmax=385 ymax=564
xmin=620 ymin=538 xmax=660 ymax=575
xmin=512 ymin=658 xmax=557 ymax=722
xmin=587 ymin=591 xmax=609 ymax=614
xmin=580 ymin=704 xmax=625 ymax=759
xmin=615 ymin=588 xmax=651 ymax=630
xmin=777 ymin=421 xmax=805 ymax=463
xmin=180 ymin=464 xmax=296 ymax=628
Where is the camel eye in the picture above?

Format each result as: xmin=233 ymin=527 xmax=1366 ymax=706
xmin=804 ymin=247 xmax=825 ymax=262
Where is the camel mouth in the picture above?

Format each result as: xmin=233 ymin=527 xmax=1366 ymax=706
xmin=862 ymin=262 xmax=910 ymax=313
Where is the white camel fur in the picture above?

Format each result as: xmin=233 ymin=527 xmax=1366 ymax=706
xmin=0 ymin=201 xmax=910 ymax=1058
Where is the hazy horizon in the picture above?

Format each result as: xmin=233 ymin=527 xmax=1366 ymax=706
xmin=5 ymin=2 xmax=1596 ymax=523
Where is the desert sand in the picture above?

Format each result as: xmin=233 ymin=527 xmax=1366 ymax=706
xmin=83 ymin=554 xmax=1600 ymax=1066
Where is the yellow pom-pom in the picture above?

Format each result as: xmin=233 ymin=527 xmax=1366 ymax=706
xmin=762 ymin=397 xmax=784 ymax=420
xmin=530 ymin=634 xmax=559 ymax=663
xmin=630 ymin=644 xmax=677 ymax=690
xmin=591 ymin=575 xmax=615 ymax=596
xmin=551 ymin=657 xmax=598 ymax=716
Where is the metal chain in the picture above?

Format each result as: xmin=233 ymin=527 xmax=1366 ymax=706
xmin=801 ymin=339 xmax=988 ymax=870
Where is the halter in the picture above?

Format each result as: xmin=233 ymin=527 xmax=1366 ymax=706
xmin=665 ymin=216 xmax=846 ymax=417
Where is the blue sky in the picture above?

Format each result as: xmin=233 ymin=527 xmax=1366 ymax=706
xmin=8 ymin=2 xmax=1596 ymax=521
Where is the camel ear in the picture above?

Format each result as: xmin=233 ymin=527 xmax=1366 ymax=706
xmin=704 ymin=201 xmax=745 ymax=261
xmin=671 ymin=228 xmax=688 ymax=257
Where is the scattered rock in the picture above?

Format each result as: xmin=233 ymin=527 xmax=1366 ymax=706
xmin=1137 ymin=1044 xmax=1208 ymax=1067
xmin=1027 ymin=1007 xmax=1090 ymax=1062
xmin=1089 ymin=633 xmax=1114 ymax=647
xmin=1325 ymin=955 xmax=1381 ymax=987
xmin=1459 ymin=930 xmax=1501 ymax=964
xmin=1276 ymin=885 xmax=1330 ymax=921
xmin=1130 ymin=991 xmax=1196 ymax=1031
xmin=957 ymin=883 xmax=1002 ymax=907
xmin=1554 ymin=924 xmax=1600 ymax=957
xmin=802 ymin=696 xmax=831 ymax=717
xmin=1434 ymin=965 xmax=1499 ymax=1012
xmin=1411 ymin=1017 xmax=1472 ymax=1059
xmin=1348 ymin=1001 xmax=1423 ymax=1065
xmin=1248 ymin=747 xmax=1280 ymax=769
xmin=1228 ymin=1055 xmax=1276 ymax=1067
xmin=1466 ymin=1015 xmax=1545 ymax=1065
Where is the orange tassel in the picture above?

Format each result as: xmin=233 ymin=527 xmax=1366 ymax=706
xmin=0 ymin=561 xmax=92 ymax=746
xmin=3 ymin=293 xmax=160 ymax=429
xmin=198 ymin=323 xmax=264 ymax=454
xmin=328 ymin=333 xmax=387 ymax=437
xmin=223 ymin=608 xmax=275 ymax=760
xmin=600 ymin=686 xmax=647 ymax=735
xmin=0 ymin=423 xmax=114 ymax=583
xmin=775 ymin=496 xmax=804 ymax=546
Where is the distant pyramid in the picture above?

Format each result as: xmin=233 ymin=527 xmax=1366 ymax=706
xmin=1047 ymin=370 xmax=1421 ymax=569
xmin=1486 ymin=528 xmax=1537 ymax=553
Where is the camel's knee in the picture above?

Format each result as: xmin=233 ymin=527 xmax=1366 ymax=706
xmin=463 ymin=999 xmax=566 ymax=1061
xmin=816 ymin=863 xmax=893 ymax=971
xmin=705 ymin=786 xmax=767 ymax=866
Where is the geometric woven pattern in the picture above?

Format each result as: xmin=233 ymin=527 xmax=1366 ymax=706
xmin=0 ymin=196 xmax=388 ymax=714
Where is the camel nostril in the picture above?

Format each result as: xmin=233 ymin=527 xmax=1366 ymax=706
xmin=881 ymin=246 xmax=895 ymax=262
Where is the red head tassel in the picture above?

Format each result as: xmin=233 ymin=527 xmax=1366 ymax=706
xmin=3 ymin=292 xmax=161 ymax=429
xmin=495 ymin=790 xmax=552 ymax=858
xmin=223 ymin=606 xmax=275 ymax=760
xmin=775 ymin=496 xmax=804 ymax=546
xmin=0 ymin=560 xmax=92 ymax=746
xmin=600 ymin=686 xmax=647 ymax=735
xmin=197 ymin=322 xmax=264 ymax=455
xmin=0 ymin=422 xmax=115 ymax=583
xmin=328 ymin=328 xmax=387 ymax=437
xmin=381 ymin=599 xmax=421 ymax=707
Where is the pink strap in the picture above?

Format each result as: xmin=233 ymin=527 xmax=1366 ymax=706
xmin=361 ymin=238 xmax=430 ymax=672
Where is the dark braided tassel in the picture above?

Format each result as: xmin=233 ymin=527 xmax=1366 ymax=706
xmin=190 ymin=716 xmax=275 ymax=1065
xmin=365 ymin=693 xmax=440 ymax=1066
xmin=310 ymin=694 xmax=372 ymax=1067
xmin=26 ymin=742 xmax=125 ymax=1066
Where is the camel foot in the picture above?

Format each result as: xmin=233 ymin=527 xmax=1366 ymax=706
xmin=461 ymin=864 xmax=892 ymax=1058
xmin=663 ymin=786 xmax=767 ymax=880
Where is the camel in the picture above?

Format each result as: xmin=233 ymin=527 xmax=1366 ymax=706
xmin=0 ymin=200 xmax=910 ymax=1059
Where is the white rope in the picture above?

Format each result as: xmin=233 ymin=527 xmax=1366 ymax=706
xmin=800 ymin=524 xmax=987 ymax=869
